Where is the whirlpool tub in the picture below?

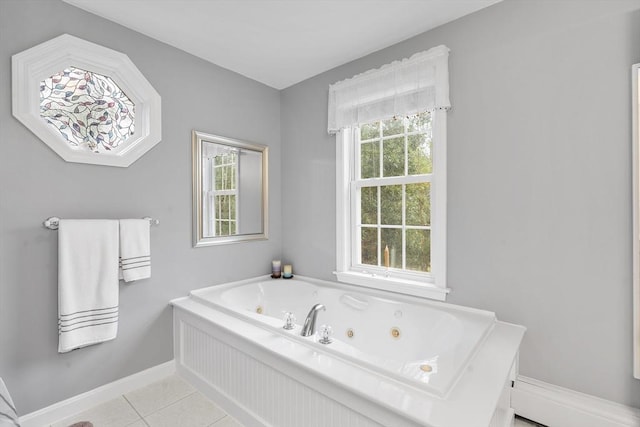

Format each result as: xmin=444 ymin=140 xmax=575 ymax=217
xmin=172 ymin=276 xmax=525 ymax=427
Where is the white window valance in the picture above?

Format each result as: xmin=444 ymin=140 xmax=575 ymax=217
xmin=327 ymin=44 xmax=450 ymax=134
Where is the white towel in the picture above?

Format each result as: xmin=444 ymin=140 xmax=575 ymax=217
xmin=58 ymin=220 xmax=119 ymax=353
xmin=119 ymin=219 xmax=151 ymax=282
xmin=0 ymin=378 xmax=19 ymax=426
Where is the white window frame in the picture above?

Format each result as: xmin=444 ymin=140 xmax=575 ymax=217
xmin=336 ymin=110 xmax=448 ymax=301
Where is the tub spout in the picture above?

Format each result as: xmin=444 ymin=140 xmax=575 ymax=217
xmin=301 ymin=304 xmax=325 ymax=337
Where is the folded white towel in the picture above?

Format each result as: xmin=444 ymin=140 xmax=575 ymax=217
xmin=119 ymin=219 xmax=151 ymax=282
xmin=58 ymin=220 xmax=119 ymax=353
xmin=0 ymin=377 xmax=19 ymax=426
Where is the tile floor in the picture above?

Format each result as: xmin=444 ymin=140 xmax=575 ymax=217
xmin=50 ymin=374 xmax=546 ymax=427
xmin=50 ymin=375 xmax=244 ymax=427
xmin=515 ymin=415 xmax=546 ymax=427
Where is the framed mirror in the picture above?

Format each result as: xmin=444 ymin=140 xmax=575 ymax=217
xmin=192 ymin=131 xmax=268 ymax=246
xmin=633 ymin=64 xmax=640 ymax=379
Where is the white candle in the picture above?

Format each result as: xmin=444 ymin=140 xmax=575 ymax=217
xmin=283 ymin=264 xmax=292 ymax=276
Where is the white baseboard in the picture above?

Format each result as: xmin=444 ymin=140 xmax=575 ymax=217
xmin=19 ymin=360 xmax=176 ymax=427
xmin=512 ymin=375 xmax=640 ymax=427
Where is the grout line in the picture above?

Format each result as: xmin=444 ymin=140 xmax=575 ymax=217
xmin=138 ymin=390 xmax=199 ymax=419
xmin=207 ymin=414 xmax=229 ymax=427
xmin=123 ymin=393 xmax=145 ymax=420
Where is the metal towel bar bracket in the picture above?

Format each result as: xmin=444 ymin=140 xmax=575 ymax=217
xmin=43 ymin=216 xmax=159 ymax=230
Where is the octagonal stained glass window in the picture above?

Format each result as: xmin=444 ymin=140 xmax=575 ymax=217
xmin=40 ymin=67 xmax=135 ymax=153
xmin=13 ymin=34 xmax=161 ymax=167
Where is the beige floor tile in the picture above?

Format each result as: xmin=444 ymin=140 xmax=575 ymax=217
xmin=51 ymin=396 xmax=140 ymax=427
xmin=124 ymin=375 xmax=194 ymax=416
xmin=515 ymin=417 xmax=542 ymax=426
xmin=144 ymin=393 xmax=226 ymax=427
xmin=210 ymin=415 xmax=244 ymax=427
xmin=125 ymin=421 xmax=149 ymax=427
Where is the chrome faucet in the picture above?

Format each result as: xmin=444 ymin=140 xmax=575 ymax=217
xmin=301 ymin=304 xmax=325 ymax=337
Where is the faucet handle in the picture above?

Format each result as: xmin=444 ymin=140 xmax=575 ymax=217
xmin=318 ymin=324 xmax=333 ymax=344
xmin=283 ymin=312 xmax=296 ymax=330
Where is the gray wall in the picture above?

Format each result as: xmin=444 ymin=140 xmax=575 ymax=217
xmin=281 ymin=0 xmax=640 ymax=409
xmin=0 ymin=0 xmax=281 ymax=414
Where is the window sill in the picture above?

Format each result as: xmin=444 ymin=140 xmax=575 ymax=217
xmin=334 ymin=271 xmax=449 ymax=301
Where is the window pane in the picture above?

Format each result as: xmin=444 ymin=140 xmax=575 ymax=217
xmin=406 ymin=229 xmax=431 ymax=272
xmin=406 ymin=183 xmax=430 ymax=226
xmin=360 ymin=122 xmax=379 ymax=141
xmin=407 ymin=113 xmax=431 ymax=133
xmin=220 ymin=167 xmax=227 ymax=190
xmin=226 ymin=166 xmax=233 ymax=189
xmin=361 ymin=141 xmax=380 ymax=179
xmin=408 ymin=134 xmax=432 ymax=175
xmin=383 ymin=137 xmax=405 ymax=177
xmin=361 ymin=227 xmax=378 ymax=266
xmin=382 ymin=117 xmax=404 ymax=137
xmin=216 ymin=196 xmax=229 ymax=219
xmin=230 ymin=221 xmax=236 ymax=235
xmin=230 ymin=195 xmax=236 ymax=218
xmin=221 ymin=220 xmax=229 ymax=235
xmin=381 ymin=228 xmax=402 ymax=269
xmin=40 ymin=67 xmax=136 ymax=153
xmin=380 ymin=185 xmax=402 ymax=225
xmin=215 ymin=166 xmax=222 ymax=189
xmin=229 ymin=160 xmax=237 ymax=190
xmin=360 ymin=186 xmax=377 ymax=225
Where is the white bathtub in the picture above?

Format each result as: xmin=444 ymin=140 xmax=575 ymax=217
xmin=172 ymin=275 xmax=525 ymax=427
xmin=191 ymin=277 xmax=495 ymax=398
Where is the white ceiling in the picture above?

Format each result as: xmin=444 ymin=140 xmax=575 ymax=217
xmin=62 ymin=0 xmax=501 ymax=90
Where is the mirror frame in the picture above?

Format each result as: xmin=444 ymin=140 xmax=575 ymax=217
xmin=633 ymin=63 xmax=639 ymax=379
xmin=192 ymin=130 xmax=269 ymax=247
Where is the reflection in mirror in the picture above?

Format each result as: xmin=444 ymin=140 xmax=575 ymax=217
xmin=193 ymin=131 xmax=268 ymax=246
xmin=633 ymin=64 xmax=640 ymax=379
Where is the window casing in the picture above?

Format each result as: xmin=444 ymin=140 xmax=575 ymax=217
xmin=336 ymin=110 xmax=448 ymax=300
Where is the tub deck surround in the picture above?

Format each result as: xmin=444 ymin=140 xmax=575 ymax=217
xmin=172 ymin=276 xmax=525 ymax=427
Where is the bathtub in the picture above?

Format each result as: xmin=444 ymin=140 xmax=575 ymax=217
xmin=172 ymin=275 xmax=525 ymax=427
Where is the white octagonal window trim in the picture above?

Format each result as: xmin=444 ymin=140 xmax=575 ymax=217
xmin=12 ymin=34 xmax=161 ymax=167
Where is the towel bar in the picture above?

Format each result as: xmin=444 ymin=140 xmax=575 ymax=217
xmin=43 ymin=217 xmax=159 ymax=230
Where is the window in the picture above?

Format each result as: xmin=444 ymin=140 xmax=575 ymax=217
xmin=12 ymin=34 xmax=161 ymax=167
xmin=357 ymin=113 xmax=432 ymax=273
xmin=336 ymin=111 xmax=447 ymax=300
xmin=330 ymin=45 xmax=450 ymax=300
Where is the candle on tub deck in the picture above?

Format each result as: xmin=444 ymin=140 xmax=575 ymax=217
xmin=283 ymin=264 xmax=292 ymax=277
xmin=384 ymin=245 xmax=390 ymax=268
xmin=272 ymin=260 xmax=281 ymax=278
